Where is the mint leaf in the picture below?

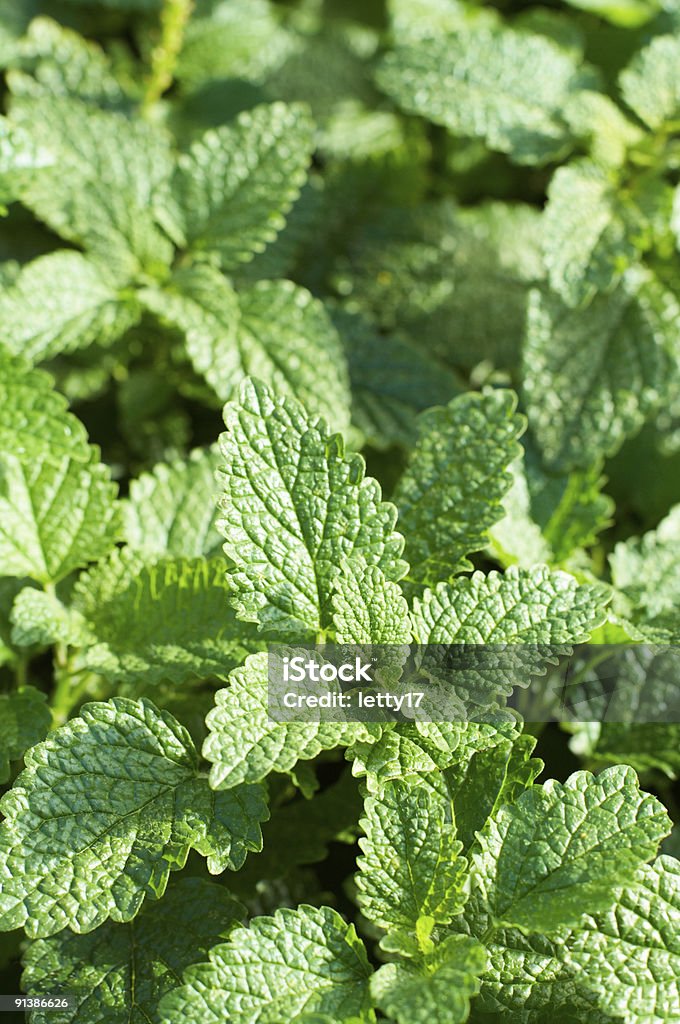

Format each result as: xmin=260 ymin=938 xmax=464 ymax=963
xmin=173 ymin=102 xmax=314 ymax=269
xmin=140 ymin=269 xmax=351 ymax=432
xmin=620 ymin=34 xmax=680 ymax=129
xmin=472 ymin=766 xmax=670 ymax=932
xmin=394 ymin=389 xmax=524 ymax=585
xmin=332 ymin=561 xmax=412 ymax=643
xmin=158 ymin=905 xmax=373 ymax=1024
xmin=123 ymin=447 xmax=223 ymax=558
xmin=0 ymin=697 xmax=267 ymax=937
xmin=71 ymin=551 xmax=260 ymax=687
xmin=356 ymin=779 xmax=467 ymax=954
xmin=204 ymin=652 xmax=378 ymax=789
xmin=0 ymin=351 xmax=89 ymax=463
xmin=411 ymin=567 xmax=606 ymax=643
xmin=523 ymin=274 xmax=679 ymax=469
xmin=216 ymin=378 xmax=405 ymax=637
xmin=377 ymin=24 xmax=588 ymax=164
xmin=370 ymin=935 xmax=486 ymax=1024
xmin=610 ymin=504 xmax=680 ymax=636
xmin=22 ymin=878 xmax=244 ymax=1024
xmin=542 ymin=160 xmax=635 ymax=308
xmin=0 ymin=448 xmax=121 ymax=584
xmin=10 ymin=587 xmax=90 ymax=649
xmin=0 ymin=251 xmax=139 ymax=363
xmin=0 ymin=688 xmax=51 ymax=784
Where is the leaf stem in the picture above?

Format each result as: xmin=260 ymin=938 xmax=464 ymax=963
xmin=141 ymin=0 xmax=194 ymax=117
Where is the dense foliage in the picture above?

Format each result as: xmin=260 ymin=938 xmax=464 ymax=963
xmin=1 ymin=0 xmax=680 ymax=1020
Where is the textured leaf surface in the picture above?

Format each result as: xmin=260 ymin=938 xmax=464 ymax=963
xmin=472 ymin=766 xmax=670 ymax=931
xmin=331 ymin=562 xmax=412 ymax=644
xmin=411 ymin=567 xmax=606 ymax=643
xmin=71 ymin=551 xmax=260 ymax=686
xmin=123 ymin=447 xmax=223 ymax=558
xmin=216 ymin=378 xmax=405 ymax=636
xmin=0 ymin=351 xmax=89 ymax=463
xmin=610 ymin=504 xmax=680 ymax=637
xmin=0 ymin=448 xmax=121 ymax=584
xmin=22 ymin=878 xmax=245 ymax=1024
xmin=394 ymin=390 xmax=523 ymax=585
xmin=523 ymin=275 xmax=679 ymax=469
xmin=620 ymin=34 xmax=680 ymax=129
xmin=204 ymin=653 xmax=375 ymax=789
xmin=0 ymin=688 xmax=51 ymax=784
xmin=173 ymin=103 xmax=314 ymax=269
xmin=158 ymin=905 xmax=373 ymax=1024
xmin=0 ymin=698 xmax=267 ymax=938
xmin=356 ymin=779 xmax=467 ymax=952
xmin=377 ymin=25 xmax=587 ymax=164
xmin=9 ymin=587 xmax=90 ymax=649
xmin=542 ymin=160 xmax=634 ymax=308
xmin=141 ymin=269 xmax=351 ymax=433
xmin=0 ymin=251 xmax=139 ymax=364
xmin=370 ymin=935 xmax=486 ymax=1024
xmin=347 ymin=723 xmax=464 ymax=795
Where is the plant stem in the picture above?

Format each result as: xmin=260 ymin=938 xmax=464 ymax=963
xmin=141 ymin=0 xmax=194 ymax=117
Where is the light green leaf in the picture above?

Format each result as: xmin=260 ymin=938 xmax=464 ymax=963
xmin=376 ymin=24 xmax=589 ymax=164
xmin=71 ymin=551 xmax=260 ymax=687
xmin=0 ymin=251 xmax=140 ymax=363
xmin=356 ymin=779 xmax=467 ymax=953
xmin=620 ymin=34 xmax=680 ymax=129
xmin=347 ymin=723 xmax=464 ymax=795
xmin=523 ymin=274 xmax=679 ymax=469
xmin=0 ymin=687 xmax=51 ymax=784
xmin=204 ymin=652 xmax=377 ymax=789
xmin=0 ymin=351 xmax=89 ymax=463
xmin=158 ymin=905 xmax=373 ymax=1024
xmin=123 ymin=447 xmax=223 ymax=559
xmin=10 ymin=587 xmax=90 ymax=649
xmin=216 ymin=378 xmax=406 ymax=637
xmin=542 ymin=160 xmax=635 ymax=308
xmin=610 ymin=504 xmax=680 ymax=635
xmin=472 ymin=766 xmax=670 ymax=932
xmin=173 ymin=103 xmax=314 ymax=269
xmin=22 ymin=878 xmax=245 ymax=1024
xmin=0 ymin=698 xmax=267 ymax=938
xmin=411 ymin=566 xmax=606 ymax=643
xmin=332 ymin=562 xmax=412 ymax=644
xmin=394 ymin=389 xmax=523 ymax=586
xmin=585 ymin=723 xmax=680 ymax=779
xmin=370 ymin=935 xmax=486 ymax=1024
xmin=0 ymin=448 xmax=121 ymax=585
xmin=563 ymin=0 xmax=660 ymax=26
xmin=566 ymin=856 xmax=680 ymax=1024
xmin=8 ymin=93 xmax=175 ymax=277
xmin=141 ymin=268 xmax=351 ymax=434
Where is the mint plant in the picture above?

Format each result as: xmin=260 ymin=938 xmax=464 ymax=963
xmin=1 ymin=0 xmax=680 ymax=1022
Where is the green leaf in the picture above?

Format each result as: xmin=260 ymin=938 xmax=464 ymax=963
xmin=0 ymin=448 xmax=121 ymax=585
xmin=562 ymin=0 xmax=660 ymax=27
xmin=394 ymin=389 xmax=524 ymax=586
xmin=140 ymin=268 xmax=351 ymax=433
xmin=0 ymin=697 xmax=267 ymax=938
xmin=542 ymin=160 xmax=635 ymax=308
xmin=472 ymin=766 xmax=670 ymax=932
xmin=10 ymin=587 xmax=90 ymax=649
xmin=370 ymin=935 xmax=486 ymax=1024
xmin=332 ymin=561 xmax=412 ymax=644
xmin=620 ymin=34 xmax=680 ymax=129
xmin=347 ymin=723 xmax=465 ymax=795
xmin=523 ymin=274 xmax=679 ymax=469
xmin=566 ymin=856 xmax=680 ymax=1024
xmin=173 ymin=103 xmax=314 ymax=269
xmin=0 ymin=350 xmax=89 ymax=463
xmin=22 ymin=878 xmax=245 ymax=1024
xmin=376 ymin=24 xmax=589 ymax=164
xmin=216 ymin=378 xmax=406 ymax=637
xmin=411 ymin=567 xmax=606 ymax=643
xmin=123 ymin=447 xmax=223 ymax=559
xmin=610 ymin=504 xmax=680 ymax=635
xmin=204 ymin=652 xmax=377 ymax=789
xmin=0 ymin=687 xmax=51 ymax=784
xmin=585 ymin=723 xmax=680 ymax=779
xmin=356 ymin=779 xmax=467 ymax=953
xmin=71 ymin=551 xmax=260 ymax=687
xmin=158 ymin=905 xmax=373 ymax=1024
xmin=8 ymin=94 xmax=175 ymax=277
xmin=0 ymin=251 xmax=140 ymax=363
